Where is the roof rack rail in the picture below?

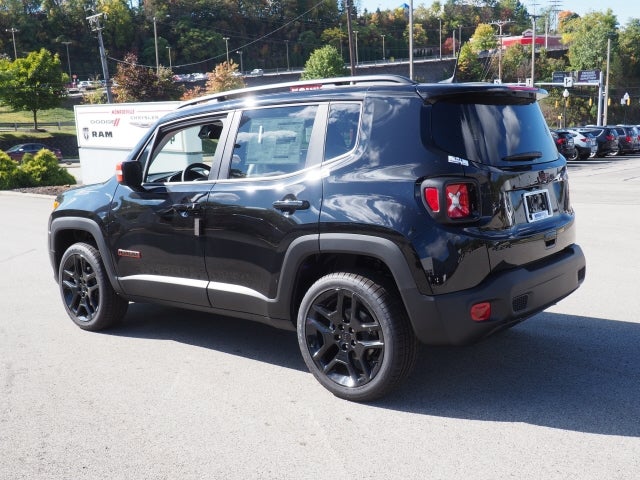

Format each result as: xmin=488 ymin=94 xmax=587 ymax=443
xmin=178 ymin=74 xmax=416 ymax=109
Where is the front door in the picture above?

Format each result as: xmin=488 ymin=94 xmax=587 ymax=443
xmin=109 ymin=115 xmax=230 ymax=307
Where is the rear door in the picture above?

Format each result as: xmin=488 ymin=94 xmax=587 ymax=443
xmin=425 ymin=87 xmax=576 ymax=269
xmin=202 ymin=103 xmax=325 ymax=318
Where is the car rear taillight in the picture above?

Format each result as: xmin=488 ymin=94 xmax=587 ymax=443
xmin=556 ymin=137 xmax=566 ymax=145
xmin=446 ymin=183 xmax=471 ymax=218
xmin=626 ymin=135 xmax=632 ymax=142
xmin=424 ymin=187 xmax=440 ymax=212
xmin=422 ymin=180 xmax=477 ymax=222
xmin=606 ymin=134 xmax=614 ymax=141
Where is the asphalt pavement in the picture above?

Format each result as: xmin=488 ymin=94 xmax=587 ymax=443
xmin=1 ymin=156 xmax=639 ymax=479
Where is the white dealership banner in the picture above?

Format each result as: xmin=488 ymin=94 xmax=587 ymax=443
xmin=74 ymin=102 xmax=180 ymax=184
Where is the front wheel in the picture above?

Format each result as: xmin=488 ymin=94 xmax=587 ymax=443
xmin=297 ymin=272 xmax=417 ymax=402
xmin=58 ymin=242 xmax=128 ymax=331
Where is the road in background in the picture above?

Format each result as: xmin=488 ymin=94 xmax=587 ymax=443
xmin=1 ymin=156 xmax=639 ymax=479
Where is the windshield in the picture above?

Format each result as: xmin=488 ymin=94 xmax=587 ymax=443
xmin=430 ymin=98 xmax=557 ymax=165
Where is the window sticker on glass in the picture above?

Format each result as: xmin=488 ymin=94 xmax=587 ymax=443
xmin=448 ymin=155 xmax=469 ymax=166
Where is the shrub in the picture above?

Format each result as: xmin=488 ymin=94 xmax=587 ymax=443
xmin=22 ymin=150 xmax=76 ymax=186
xmin=0 ymin=153 xmax=20 ymax=189
xmin=0 ymin=149 xmax=75 ymax=190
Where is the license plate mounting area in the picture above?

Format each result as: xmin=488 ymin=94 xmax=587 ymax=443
xmin=523 ymin=189 xmax=552 ymax=223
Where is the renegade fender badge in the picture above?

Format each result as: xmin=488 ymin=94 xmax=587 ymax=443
xmin=117 ymin=249 xmax=141 ymax=259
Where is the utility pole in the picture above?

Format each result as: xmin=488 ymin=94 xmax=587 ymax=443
xmin=490 ymin=19 xmax=511 ymax=83
xmin=409 ymin=0 xmax=414 ymax=80
xmin=345 ymin=0 xmax=356 ymax=75
xmin=86 ymin=13 xmax=113 ymax=103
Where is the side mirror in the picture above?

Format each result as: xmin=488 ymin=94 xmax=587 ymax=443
xmin=116 ymin=161 xmax=143 ymax=189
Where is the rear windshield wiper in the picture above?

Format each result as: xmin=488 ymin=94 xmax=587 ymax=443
xmin=502 ymin=151 xmax=542 ymax=162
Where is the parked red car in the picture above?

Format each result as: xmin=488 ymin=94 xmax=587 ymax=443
xmin=4 ymin=143 xmax=63 ymax=163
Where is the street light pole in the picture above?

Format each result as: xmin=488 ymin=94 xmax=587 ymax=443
xmin=153 ymin=17 xmax=159 ymax=73
xmin=166 ymin=46 xmax=172 ymax=68
xmin=237 ymin=50 xmax=243 ymax=73
xmin=491 ymin=19 xmax=511 ymax=83
xmin=438 ymin=18 xmax=442 ymax=60
xmin=381 ymin=34 xmax=385 ymax=61
xmin=5 ymin=28 xmax=18 ymax=60
xmin=285 ymin=40 xmax=290 ymax=71
xmin=62 ymin=41 xmax=72 ymax=80
xmin=223 ymin=37 xmax=229 ymax=64
xmin=603 ymin=35 xmax=612 ymax=125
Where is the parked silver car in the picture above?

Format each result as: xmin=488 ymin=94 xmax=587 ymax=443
xmin=562 ymin=129 xmax=597 ymax=160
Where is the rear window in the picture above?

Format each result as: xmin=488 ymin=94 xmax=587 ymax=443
xmin=430 ymin=98 xmax=558 ymax=165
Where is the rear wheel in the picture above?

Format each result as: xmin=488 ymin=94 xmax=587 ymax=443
xmin=297 ymin=272 xmax=417 ymax=402
xmin=567 ymin=148 xmax=579 ymax=161
xmin=58 ymin=242 xmax=128 ymax=331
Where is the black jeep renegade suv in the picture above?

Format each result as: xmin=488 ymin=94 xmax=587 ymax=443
xmin=49 ymin=75 xmax=586 ymax=401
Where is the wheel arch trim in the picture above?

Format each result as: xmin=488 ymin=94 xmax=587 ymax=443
xmin=49 ymin=216 xmax=123 ymax=294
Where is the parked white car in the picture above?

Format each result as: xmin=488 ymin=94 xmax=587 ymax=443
xmin=560 ymin=129 xmax=597 ymax=160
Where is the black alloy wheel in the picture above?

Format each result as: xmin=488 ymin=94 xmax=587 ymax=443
xmin=59 ymin=242 xmax=128 ymax=331
xmin=297 ymin=272 xmax=417 ymax=402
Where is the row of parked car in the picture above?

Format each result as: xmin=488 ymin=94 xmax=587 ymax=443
xmin=551 ymin=125 xmax=640 ymax=160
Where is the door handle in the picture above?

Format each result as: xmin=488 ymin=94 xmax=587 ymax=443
xmin=272 ymin=198 xmax=310 ymax=214
xmin=171 ymin=202 xmax=202 ymax=217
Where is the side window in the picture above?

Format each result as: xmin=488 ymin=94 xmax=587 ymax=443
xmin=324 ymin=103 xmax=360 ymax=160
xmin=145 ymin=118 xmax=226 ymax=183
xmin=229 ymin=105 xmax=318 ymax=179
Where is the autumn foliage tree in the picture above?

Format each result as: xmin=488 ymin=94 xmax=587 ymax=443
xmin=112 ymin=52 xmax=182 ymax=102
xmin=180 ymin=61 xmax=245 ymax=101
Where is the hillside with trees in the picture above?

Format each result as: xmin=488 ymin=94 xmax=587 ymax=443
xmin=1 ymin=1 xmax=639 ymax=125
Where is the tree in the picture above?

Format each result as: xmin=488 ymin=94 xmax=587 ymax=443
xmin=0 ymin=49 xmax=67 ymax=130
xmin=456 ymin=42 xmax=484 ymax=81
xmin=563 ymin=10 xmax=619 ymax=72
xmin=403 ymin=23 xmax=429 ymax=47
xmin=112 ymin=52 xmax=183 ymax=102
xmin=470 ymin=24 xmax=498 ymax=53
xmin=205 ymin=61 xmax=245 ymax=93
xmin=301 ymin=45 xmax=347 ymax=80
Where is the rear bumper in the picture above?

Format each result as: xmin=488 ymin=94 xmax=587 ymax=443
xmin=401 ymin=245 xmax=586 ymax=346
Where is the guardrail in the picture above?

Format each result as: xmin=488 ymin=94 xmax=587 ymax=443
xmin=0 ymin=121 xmax=75 ymax=131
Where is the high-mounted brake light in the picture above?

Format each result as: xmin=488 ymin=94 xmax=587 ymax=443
xmin=446 ymin=183 xmax=471 ymax=218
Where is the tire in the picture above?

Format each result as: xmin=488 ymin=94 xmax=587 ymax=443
xmin=297 ymin=272 xmax=417 ymax=402
xmin=58 ymin=242 xmax=128 ymax=331
xmin=567 ymin=148 xmax=579 ymax=161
